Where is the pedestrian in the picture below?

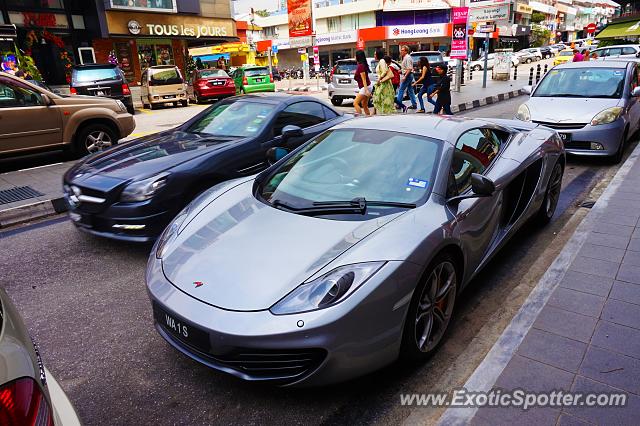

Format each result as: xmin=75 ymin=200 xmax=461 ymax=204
xmin=412 ymin=57 xmax=435 ymax=113
xmin=583 ymin=49 xmax=590 ymax=61
xmin=572 ymin=49 xmax=584 ymax=62
xmin=590 ymin=52 xmax=599 ymax=60
xmin=430 ymin=65 xmax=452 ymax=115
xmin=372 ymin=48 xmax=395 ymax=115
xmin=394 ymin=45 xmax=417 ymax=113
xmin=353 ymin=49 xmax=372 ymax=116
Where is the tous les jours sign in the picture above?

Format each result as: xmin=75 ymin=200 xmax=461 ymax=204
xmin=141 ymin=22 xmax=228 ymax=38
xmin=106 ymin=11 xmax=235 ymax=39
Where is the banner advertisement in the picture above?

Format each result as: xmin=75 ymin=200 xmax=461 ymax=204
xmin=287 ymin=0 xmax=313 ymax=38
xmin=469 ymin=4 xmax=510 ymax=22
xmin=315 ymin=30 xmax=357 ymax=45
xmin=382 ymin=0 xmax=453 ymax=11
xmin=450 ymin=7 xmax=468 ymax=59
xmin=468 ymin=0 xmax=509 ymax=7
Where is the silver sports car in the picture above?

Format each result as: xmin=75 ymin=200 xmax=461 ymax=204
xmin=146 ymin=115 xmax=565 ymax=386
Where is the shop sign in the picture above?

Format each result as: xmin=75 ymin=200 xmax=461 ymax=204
xmin=477 ymin=24 xmax=496 ymax=33
xmin=288 ymin=0 xmax=313 ymax=38
xmin=469 ymin=5 xmax=510 ymax=22
xmin=315 ymin=30 xmax=358 ymax=46
xmin=529 ymin=1 xmax=557 ymax=14
xmin=382 ymin=0 xmax=453 ymax=11
xmin=105 ymin=11 xmax=235 ymax=39
xmin=450 ymin=7 xmax=469 ymax=59
xmin=468 ymin=0 xmax=509 ymax=8
xmin=289 ymin=35 xmax=313 ymax=48
xmin=556 ymin=4 xmax=577 ymax=15
xmin=386 ymin=23 xmax=449 ymax=39
xmin=516 ymin=3 xmax=533 ymax=14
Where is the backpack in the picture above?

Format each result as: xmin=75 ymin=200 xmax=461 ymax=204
xmin=390 ymin=64 xmax=400 ymax=86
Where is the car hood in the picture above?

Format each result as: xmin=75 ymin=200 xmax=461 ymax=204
xmin=526 ymin=96 xmax=622 ymax=123
xmin=70 ymin=130 xmax=240 ymax=181
xmin=160 ymin=181 xmax=403 ymax=311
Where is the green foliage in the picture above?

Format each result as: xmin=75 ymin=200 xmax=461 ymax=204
xmin=254 ymin=9 xmax=270 ymax=17
xmin=596 ymin=39 xmax=635 ymax=47
xmin=531 ymin=12 xmax=546 ymax=24
xmin=2 ymin=45 xmax=42 ymax=80
xmin=530 ymin=26 xmax=552 ymax=47
xmin=185 ymin=52 xmax=196 ymax=74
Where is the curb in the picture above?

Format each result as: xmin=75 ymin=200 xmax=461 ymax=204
xmin=434 ymin=141 xmax=640 ymax=426
xmin=452 ymin=89 xmax=524 ymax=113
xmin=0 ymin=196 xmax=67 ymax=229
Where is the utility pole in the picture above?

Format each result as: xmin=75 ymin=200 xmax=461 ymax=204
xmin=454 ymin=0 xmax=465 ymax=93
xmin=482 ymin=31 xmax=489 ymax=88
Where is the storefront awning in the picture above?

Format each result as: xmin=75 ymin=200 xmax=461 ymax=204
xmin=596 ymin=21 xmax=640 ymax=38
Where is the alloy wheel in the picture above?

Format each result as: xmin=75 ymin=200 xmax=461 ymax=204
xmin=545 ymin=163 xmax=563 ymax=218
xmin=85 ymin=130 xmax=113 ymax=153
xmin=414 ymin=261 xmax=456 ymax=353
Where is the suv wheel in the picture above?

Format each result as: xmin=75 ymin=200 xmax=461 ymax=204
xmin=331 ymin=97 xmax=343 ymax=106
xmin=180 ymin=100 xmax=188 ymax=107
xmin=75 ymin=124 xmax=117 ymax=156
xmin=140 ymin=97 xmax=148 ymax=109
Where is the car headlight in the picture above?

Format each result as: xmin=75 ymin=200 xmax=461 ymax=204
xmin=115 ymin=100 xmax=127 ymax=112
xmin=270 ymin=262 xmax=385 ymax=315
xmin=590 ymin=107 xmax=623 ymax=126
xmin=120 ymin=173 xmax=169 ymax=203
xmin=516 ymin=103 xmax=531 ymax=121
xmin=155 ymin=205 xmax=190 ymax=259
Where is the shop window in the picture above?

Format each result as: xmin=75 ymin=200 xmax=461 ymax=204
xmin=110 ymin=0 xmax=176 ymax=13
xmin=6 ymin=0 xmax=64 ymax=8
xmin=71 ymin=15 xmax=85 ymax=30
xmin=327 ymin=17 xmax=341 ymax=33
xmin=138 ymin=43 xmax=173 ymax=70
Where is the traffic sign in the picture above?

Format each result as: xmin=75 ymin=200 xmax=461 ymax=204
xmin=476 ymin=24 xmax=495 ymax=33
xmin=586 ymin=23 xmax=597 ymax=34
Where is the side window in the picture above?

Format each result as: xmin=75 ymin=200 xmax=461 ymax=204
xmin=598 ymin=49 xmax=608 ymax=57
xmin=609 ymin=48 xmax=622 ymax=57
xmin=273 ymin=102 xmax=326 ymax=135
xmin=623 ymin=47 xmax=637 ymax=56
xmin=449 ymin=128 xmax=502 ymax=195
xmin=323 ymin=105 xmax=338 ymax=120
xmin=0 ymin=79 xmax=43 ymax=108
xmin=632 ymin=66 xmax=639 ymax=92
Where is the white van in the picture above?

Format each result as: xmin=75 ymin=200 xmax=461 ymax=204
xmin=140 ymin=65 xmax=188 ymax=109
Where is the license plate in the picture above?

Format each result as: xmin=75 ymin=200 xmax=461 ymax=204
xmin=163 ymin=95 xmax=174 ymax=99
xmin=559 ymin=133 xmax=571 ymax=142
xmin=96 ymin=91 xmax=104 ymax=96
xmin=213 ymin=81 xmax=223 ymax=85
xmin=153 ymin=304 xmax=210 ymax=352
xmin=254 ymin=78 xmax=263 ymax=83
xmin=339 ymin=79 xmax=351 ymax=84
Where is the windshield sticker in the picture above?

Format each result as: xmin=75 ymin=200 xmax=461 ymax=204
xmin=246 ymin=126 xmax=258 ymax=132
xmin=614 ymin=70 xmax=624 ymax=75
xmin=407 ymin=178 xmax=428 ymax=188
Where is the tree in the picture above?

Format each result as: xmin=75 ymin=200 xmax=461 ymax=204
xmin=531 ymin=12 xmax=546 ymax=24
xmin=530 ymin=25 xmax=552 ymax=47
xmin=254 ymin=9 xmax=269 ymax=17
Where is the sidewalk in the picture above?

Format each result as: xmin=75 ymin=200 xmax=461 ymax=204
xmin=437 ymin=144 xmax=640 ymax=425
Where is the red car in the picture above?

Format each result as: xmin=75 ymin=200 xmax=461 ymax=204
xmin=187 ymin=68 xmax=236 ymax=104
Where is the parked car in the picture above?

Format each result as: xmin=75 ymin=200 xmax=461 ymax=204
xmin=467 ymin=53 xmax=518 ymax=71
xmin=514 ymin=50 xmax=537 ymax=63
xmin=518 ymin=61 xmax=640 ymax=163
xmin=526 ymin=48 xmax=546 ymax=60
xmin=63 ymin=94 xmax=349 ymax=242
xmin=186 ymin=68 xmax=235 ymax=104
xmin=140 ymin=65 xmax=187 ymax=110
xmin=230 ymin=66 xmax=275 ymax=94
xmin=553 ymin=49 xmax=575 ymax=66
xmin=591 ymin=44 xmax=640 ymax=60
xmin=70 ymin=63 xmax=134 ymax=114
xmin=410 ymin=50 xmax=447 ymax=87
xmin=0 ymin=73 xmax=134 ymax=158
xmin=538 ymin=46 xmax=554 ymax=59
xmin=327 ymin=57 xmax=378 ymax=106
xmin=0 ymin=287 xmax=81 ymax=425
xmin=147 ymin=114 xmax=564 ymax=387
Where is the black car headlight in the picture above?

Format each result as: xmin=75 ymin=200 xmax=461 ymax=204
xmin=155 ymin=205 xmax=190 ymax=259
xmin=270 ymin=262 xmax=385 ymax=315
xmin=120 ymin=173 xmax=169 ymax=202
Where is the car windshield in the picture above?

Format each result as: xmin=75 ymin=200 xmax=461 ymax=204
xmin=335 ymin=61 xmax=357 ymax=75
xmin=73 ymin=67 xmax=118 ymax=82
xmin=245 ymin=67 xmax=269 ymax=77
xmin=150 ymin=68 xmax=183 ymax=84
xmin=199 ymin=69 xmax=228 ymax=78
xmin=260 ymin=129 xmax=442 ymax=217
xmin=411 ymin=53 xmax=443 ymax=63
xmin=534 ymin=67 xmax=625 ymax=98
xmin=186 ymin=101 xmax=275 ymax=137
xmin=559 ymin=51 xmax=574 ymax=57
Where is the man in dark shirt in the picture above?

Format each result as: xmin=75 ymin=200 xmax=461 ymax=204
xmin=430 ymin=65 xmax=452 ymax=115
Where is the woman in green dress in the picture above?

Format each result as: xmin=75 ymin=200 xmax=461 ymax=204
xmin=373 ymin=48 xmax=396 ymax=115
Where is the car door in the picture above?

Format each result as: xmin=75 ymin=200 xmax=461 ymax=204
xmin=446 ymin=128 xmax=504 ymax=275
xmin=622 ymin=46 xmax=638 ymax=58
xmin=141 ymin=70 xmax=148 ymax=99
xmin=269 ymin=101 xmax=332 ymax=149
xmin=0 ymin=76 xmax=63 ymax=154
xmin=627 ymin=64 xmax=640 ymax=134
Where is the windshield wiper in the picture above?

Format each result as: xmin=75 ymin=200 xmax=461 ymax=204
xmin=535 ymin=93 xmax=587 ymax=98
xmin=272 ymin=197 xmax=416 ymax=216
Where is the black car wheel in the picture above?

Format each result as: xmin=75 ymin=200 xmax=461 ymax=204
xmin=75 ymin=123 xmax=117 ymax=156
xmin=330 ymin=97 xmax=343 ymax=106
xmin=536 ymin=161 xmax=564 ymax=225
xmin=141 ymin=97 xmax=148 ymax=109
xmin=473 ymin=65 xmax=482 ymax=71
xmin=610 ymin=128 xmax=628 ymax=164
xmin=181 ymin=100 xmax=188 ymax=107
xmin=400 ymin=253 xmax=457 ymax=361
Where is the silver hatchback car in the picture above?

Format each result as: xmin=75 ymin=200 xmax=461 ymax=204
xmin=517 ymin=61 xmax=640 ymax=163
xmin=327 ymin=58 xmax=378 ymax=106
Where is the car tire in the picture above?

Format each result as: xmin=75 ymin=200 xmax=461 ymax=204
xmin=609 ymin=128 xmax=628 ymax=164
xmin=194 ymin=92 xmax=202 ymax=104
xmin=126 ymin=105 xmax=135 ymax=115
xmin=535 ymin=161 xmax=564 ymax=225
xmin=473 ymin=65 xmax=482 ymax=71
xmin=400 ymin=253 xmax=458 ymax=362
xmin=74 ymin=123 xmax=118 ymax=157
xmin=181 ymin=100 xmax=188 ymax=107
xmin=330 ymin=97 xmax=343 ymax=106
xmin=526 ymin=58 xmax=532 ymax=63
xmin=149 ymin=102 xmax=157 ymax=110
xmin=141 ymin=97 xmax=148 ymax=109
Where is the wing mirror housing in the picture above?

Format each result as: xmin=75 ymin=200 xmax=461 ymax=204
xmin=522 ymin=85 xmax=533 ymax=95
xmin=447 ymin=173 xmax=496 ymax=204
xmin=632 ymin=87 xmax=640 ymax=97
xmin=41 ymin=93 xmax=52 ymax=106
xmin=281 ymin=125 xmax=303 ymax=141
xmin=266 ymin=147 xmax=289 ymax=165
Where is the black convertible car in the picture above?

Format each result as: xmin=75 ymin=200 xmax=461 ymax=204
xmin=63 ymin=94 xmax=350 ymax=241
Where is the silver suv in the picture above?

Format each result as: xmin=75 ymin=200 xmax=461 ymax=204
xmin=328 ymin=58 xmax=378 ymax=106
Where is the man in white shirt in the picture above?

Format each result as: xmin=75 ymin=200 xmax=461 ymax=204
xmin=394 ymin=45 xmax=417 ymax=111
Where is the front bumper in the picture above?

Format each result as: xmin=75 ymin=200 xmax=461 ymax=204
xmin=539 ymin=119 xmax=626 ymax=157
xmin=146 ymin=257 xmax=422 ymax=386
xmin=149 ymin=92 xmax=187 ymax=104
xmin=115 ymin=112 xmax=135 ymax=138
xmin=328 ymin=83 xmax=357 ymax=100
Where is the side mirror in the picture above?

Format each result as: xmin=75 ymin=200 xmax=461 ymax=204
xmin=52 ymin=89 xmax=61 ymax=95
xmin=41 ymin=94 xmax=52 ymax=106
xmin=266 ymin=147 xmax=289 ymax=165
xmin=470 ymin=173 xmax=495 ymax=196
xmin=281 ymin=125 xmax=303 ymax=141
xmin=632 ymin=87 xmax=640 ymax=97
xmin=522 ymin=85 xmax=532 ymax=95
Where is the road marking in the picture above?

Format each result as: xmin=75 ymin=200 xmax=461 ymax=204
xmin=1 ymin=162 xmax=63 ymax=174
